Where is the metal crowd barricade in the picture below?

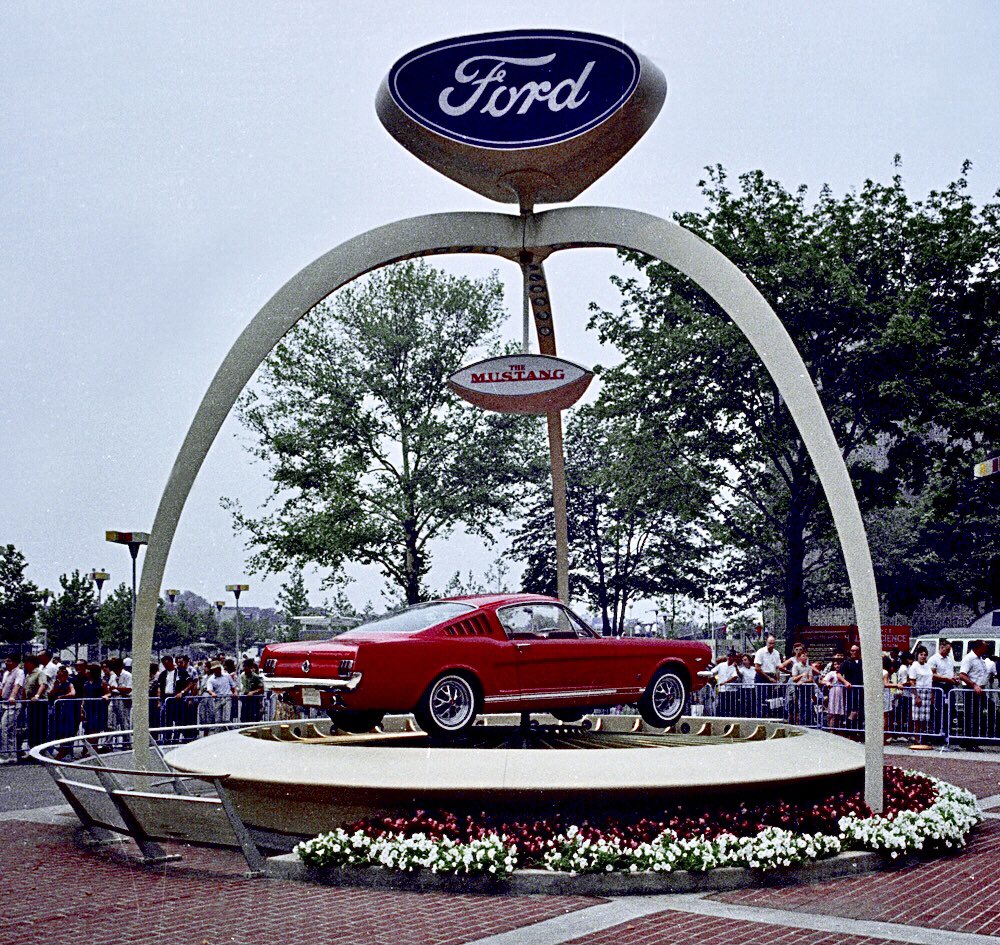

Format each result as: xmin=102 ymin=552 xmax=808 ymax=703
xmin=885 ymin=686 xmax=947 ymax=743
xmin=29 ymin=724 xmax=269 ymax=873
xmin=949 ymin=687 xmax=1000 ymax=745
xmin=0 ymin=694 xmax=280 ymax=762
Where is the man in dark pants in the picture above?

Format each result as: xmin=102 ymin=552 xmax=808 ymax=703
xmin=22 ymin=653 xmax=50 ymax=748
xmin=840 ymin=644 xmax=865 ymax=737
xmin=156 ymin=656 xmax=194 ymax=743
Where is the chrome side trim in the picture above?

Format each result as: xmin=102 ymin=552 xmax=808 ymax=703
xmin=262 ymin=672 xmax=362 ymax=692
xmin=483 ymin=687 xmax=641 ymax=704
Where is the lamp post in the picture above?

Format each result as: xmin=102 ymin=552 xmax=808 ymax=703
xmin=106 ymin=531 xmax=149 ymax=628
xmin=40 ymin=588 xmax=51 ymax=652
xmin=165 ymin=589 xmax=179 ymax=608
xmin=214 ymin=601 xmax=225 ymax=615
xmin=226 ymin=584 xmax=249 ymax=662
xmin=89 ymin=570 xmax=110 ymax=661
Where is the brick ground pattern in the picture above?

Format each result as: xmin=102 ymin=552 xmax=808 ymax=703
xmin=1 ymin=821 xmax=597 ymax=945
xmin=4 ymin=756 xmax=998 ymax=945
xmin=562 ymin=909 xmax=905 ymax=945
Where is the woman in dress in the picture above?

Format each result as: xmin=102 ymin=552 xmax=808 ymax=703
xmin=821 ymin=655 xmax=850 ymax=731
xmin=907 ymin=645 xmax=935 ymax=744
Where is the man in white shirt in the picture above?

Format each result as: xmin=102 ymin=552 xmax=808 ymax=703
xmin=205 ymin=661 xmax=237 ymax=725
xmin=928 ymin=641 xmax=957 ymax=694
xmin=1 ymin=655 xmax=26 ymax=763
xmin=959 ymin=640 xmax=993 ymax=744
xmin=106 ymin=657 xmax=132 ymax=749
xmin=754 ymin=637 xmax=783 ymax=683
xmin=38 ymin=650 xmax=59 ymax=684
xmin=712 ymin=650 xmax=741 ymax=715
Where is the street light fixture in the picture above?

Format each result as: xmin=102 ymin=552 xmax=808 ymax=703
xmin=214 ymin=600 xmax=226 ymax=615
xmin=226 ymin=584 xmax=249 ymax=661
xmin=89 ymin=570 xmax=110 ymax=661
xmin=165 ymin=588 xmax=179 ymax=607
xmin=40 ymin=588 xmax=51 ymax=652
xmin=106 ymin=531 xmax=149 ymax=628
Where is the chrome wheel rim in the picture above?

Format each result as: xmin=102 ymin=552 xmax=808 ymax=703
xmin=651 ymin=673 xmax=684 ymax=721
xmin=429 ymin=676 xmax=474 ymax=730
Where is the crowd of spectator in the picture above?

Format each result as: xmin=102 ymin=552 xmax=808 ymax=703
xmin=0 ymin=649 xmax=268 ymax=761
xmin=697 ymin=635 xmax=999 ymax=745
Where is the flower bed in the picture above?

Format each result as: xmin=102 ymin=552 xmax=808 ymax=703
xmin=293 ymin=767 xmax=980 ymax=878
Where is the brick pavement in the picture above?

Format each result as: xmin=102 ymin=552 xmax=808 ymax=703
xmin=890 ymin=753 xmax=1000 ymax=800
xmin=2 ymin=821 xmax=598 ymax=945
xmin=711 ymin=817 xmax=1000 ymax=937
xmin=3 ymin=756 xmax=998 ymax=945
xmin=560 ymin=909 xmax=904 ymax=945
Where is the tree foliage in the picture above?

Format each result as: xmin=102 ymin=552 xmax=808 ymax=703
xmin=41 ymin=570 xmax=99 ymax=655
xmin=591 ymin=162 xmax=1000 ymax=631
xmin=0 ymin=544 xmax=41 ymax=648
xmin=510 ymin=407 xmax=706 ymax=635
xmin=98 ymin=582 xmax=133 ymax=652
xmin=226 ymin=260 xmax=541 ymax=604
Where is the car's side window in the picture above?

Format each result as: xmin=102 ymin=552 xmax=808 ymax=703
xmin=498 ymin=604 xmax=593 ymax=640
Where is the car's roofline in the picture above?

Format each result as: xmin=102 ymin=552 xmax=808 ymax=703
xmin=439 ymin=593 xmax=562 ymax=610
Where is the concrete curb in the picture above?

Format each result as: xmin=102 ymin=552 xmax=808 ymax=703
xmin=264 ymin=848 xmax=919 ymax=896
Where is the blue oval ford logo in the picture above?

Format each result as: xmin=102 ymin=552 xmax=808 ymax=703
xmin=388 ymin=30 xmax=641 ymax=151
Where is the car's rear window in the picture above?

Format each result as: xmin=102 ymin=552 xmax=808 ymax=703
xmin=346 ymin=602 xmax=475 ymax=635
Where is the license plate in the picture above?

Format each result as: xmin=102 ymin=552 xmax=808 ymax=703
xmin=301 ymin=687 xmax=322 ymax=707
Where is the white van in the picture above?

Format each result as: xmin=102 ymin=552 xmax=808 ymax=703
xmin=910 ymin=630 xmax=1000 ymax=662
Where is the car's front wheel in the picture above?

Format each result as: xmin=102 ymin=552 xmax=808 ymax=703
xmin=414 ymin=673 xmax=479 ymax=737
xmin=638 ymin=668 xmax=688 ymax=728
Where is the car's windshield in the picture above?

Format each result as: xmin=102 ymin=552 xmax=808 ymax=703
xmin=344 ymin=602 xmax=475 ymax=635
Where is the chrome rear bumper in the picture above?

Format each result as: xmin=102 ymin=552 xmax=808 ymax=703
xmin=262 ymin=672 xmax=363 ymax=692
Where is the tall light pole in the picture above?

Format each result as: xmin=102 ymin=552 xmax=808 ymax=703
xmin=226 ymin=584 xmax=249 ymax=662
xmin=89 ymin=570 xmax=109 ymax=661
xmin=40 ymin=588 xmax=51 ymax=652
xmin=106 ymin=531 xmax=149 ymax=631
xmin=165 ymin=589 xmax=179 ymax=608
xmin=214 ymin=600 xmax=225 ymax=615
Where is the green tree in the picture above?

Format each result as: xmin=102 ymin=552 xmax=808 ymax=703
xmin=41 ymin=570 xmax=99 ymax=656
xmin=510 ymin=408 xmax=705 ymax=635
xmin=98 ymin=582 xmax=133 ymax=653
xmin=276 ymin=569 xmax=311 ymax=638
xmin=0 ymin=544 xmax=41 ymax=648
xmin=225 ymin=260 xmax=540 ymax=605
xmin=592 ymin=162 xmax=1000 ymax=633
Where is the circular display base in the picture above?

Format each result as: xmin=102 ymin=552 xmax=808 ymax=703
xmin=167 ymin=714 xmax=864 ymax=840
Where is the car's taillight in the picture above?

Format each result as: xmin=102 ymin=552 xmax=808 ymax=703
xmin=338 ymin=659 xmax=354 ymax=679
xmin=262 ymin=658 xmax=277 ymax=674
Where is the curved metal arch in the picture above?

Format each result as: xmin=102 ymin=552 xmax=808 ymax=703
xmin=132 ymin=206 xmax=883 ymax=808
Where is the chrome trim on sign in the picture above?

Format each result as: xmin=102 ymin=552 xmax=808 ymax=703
xmin=262 ymin=672 xmax=363 ymax=691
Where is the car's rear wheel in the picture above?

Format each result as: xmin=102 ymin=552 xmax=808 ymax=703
xmin=414 ymin=673 xmax=479 ymax=737
xmin=551 ymin=708 xmax=586 ymax=723
xmin=329 ymin=710 xmax=384 ymax=734
xmin=639 ymin=668 xmax=687 ymax=728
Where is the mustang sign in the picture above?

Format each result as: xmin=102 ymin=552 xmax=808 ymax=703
xmin=448 ymin=354 xmax=593 ymax=414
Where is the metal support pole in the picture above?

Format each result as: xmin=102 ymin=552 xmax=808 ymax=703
xmin=212 ymin=777 xmax=266 ymax=875
xmin=547 ymin=411 xmax=570 ymax=604
xmin=82 ymin=740 xmax=180 ymax=864
xmin=521 ymin=253 xmax=570 ymax=604
xmin=43 ymin=761 xmax=123 ymax=846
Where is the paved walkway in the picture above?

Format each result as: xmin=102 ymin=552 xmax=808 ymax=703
xmin=2 ymin=753 xmax=996 ymax=945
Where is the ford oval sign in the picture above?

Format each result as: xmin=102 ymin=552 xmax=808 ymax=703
xmin=376 ymin=30 xmax=666 ymax=206
xmin=448 ymin=354 xmax=594 ymax=415
xmin=389 ymin=30 xmax=640 ymax=150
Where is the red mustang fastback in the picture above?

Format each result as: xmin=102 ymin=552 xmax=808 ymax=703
xmin=261 ymin=594 xmax=711 ymax=736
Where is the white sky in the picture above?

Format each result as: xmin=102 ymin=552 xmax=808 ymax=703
xmin=3 ymin=1 xmax=999 ymax=617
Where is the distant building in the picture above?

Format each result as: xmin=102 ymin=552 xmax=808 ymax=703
xmin=293 ymin=613 xmax=361 ymax=641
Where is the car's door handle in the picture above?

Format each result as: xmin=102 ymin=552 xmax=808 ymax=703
xmin=515 ymin=642 xmax=532 ymax=652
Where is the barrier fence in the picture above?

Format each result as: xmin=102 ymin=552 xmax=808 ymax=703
xmin=0 ymin=695 xmax=292 ymax=761
xmin=4 ymin=685 xmax=1000 ymax=762
xmin=683 ymin=682 xmax=1000 ymax=748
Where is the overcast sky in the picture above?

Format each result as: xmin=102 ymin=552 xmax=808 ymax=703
xmin=3 ymin=1 xmax=998 ymax=617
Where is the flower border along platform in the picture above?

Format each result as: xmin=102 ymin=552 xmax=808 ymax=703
xmin=271 ymin=771 xmax=982 ymax=894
